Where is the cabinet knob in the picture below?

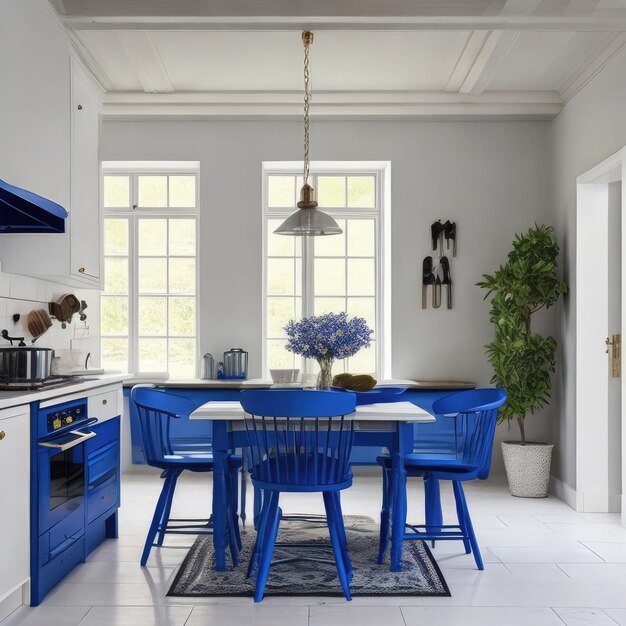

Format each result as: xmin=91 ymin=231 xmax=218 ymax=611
xmin=77 ymin=104 xmax=83 ymax=110
xmin=0 ymin=431 xmax=5 ymax=441
xmin=78 ymin=267 xmax=85 ymax=273
xmin=102 ymin=399 xmax=107 ymax=405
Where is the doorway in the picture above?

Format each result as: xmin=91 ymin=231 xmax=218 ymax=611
xmin=576 ymin=146 xmax=626 ymax=523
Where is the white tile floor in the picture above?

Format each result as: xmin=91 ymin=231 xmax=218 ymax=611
xmin=3 ymin=470 xmax=626 ymax=626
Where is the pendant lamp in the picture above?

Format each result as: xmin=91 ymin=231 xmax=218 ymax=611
xmin=274 ymin=32 xmax=342 ymax=237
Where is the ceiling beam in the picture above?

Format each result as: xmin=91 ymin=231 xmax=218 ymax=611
xmin=62 ymin=15 xmax=626 ymax=32
xmin=100 ymin=89 xmax=562 ymax=119
xmin=445 ymin=32 xmax=489 ymax=92
xmin=459 ymin=30 xmax=519 ymax=93
xmin=115 ymin=31 xmax=174 ymax=93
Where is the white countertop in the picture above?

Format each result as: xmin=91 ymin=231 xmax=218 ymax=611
xmin=0 ymin=374 xmax=131 ymax=411
xmin=190 ymin=400 xmax=435 ymax=423
xmin=123 ymin=377 xmax=476 ymax=390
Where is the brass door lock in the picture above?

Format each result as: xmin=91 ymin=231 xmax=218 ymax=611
xmin=606 ymin=334 xmax=621 ymax=378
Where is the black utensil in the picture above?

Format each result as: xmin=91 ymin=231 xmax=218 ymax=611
xmin=430 ymin=221 xmax=443 ymax=252
xmin=441 ymin=256 xmax=452 ymax=309
xmin=446 ymin=222 xmax=457 ymax=256
xmin=422 ymin=256 xmax=434 ymax=309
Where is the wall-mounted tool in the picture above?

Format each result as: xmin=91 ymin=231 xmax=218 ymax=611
xmin=441 ymin=256 xmax=452 ymax=309
xmin=49 ymin=293 xmax=82 ymax=328
xmin=26 ymin=309 xmax=53 ymax=343
xmin=1 ymin=329 xmax=26 ymax=346
xmin=422 ymin=256 xmax=435 ymax=309
xmin=433 ymin=275 xmax=442 ymax=308
xmin=444 ymin=221 xmax=457 ymax=256
xmin=431 ymin=220 xmax=443 ymax=254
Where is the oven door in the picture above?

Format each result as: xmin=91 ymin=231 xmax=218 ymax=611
xmin=37 ymin=426 xmax=95 ymax=534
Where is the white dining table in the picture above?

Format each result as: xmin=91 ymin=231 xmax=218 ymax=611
xmin=190 ymin=399 xmax=435 ymax=572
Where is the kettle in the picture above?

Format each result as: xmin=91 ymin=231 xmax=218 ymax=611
xmin=218 ymin=347 xmax=248 ymax=379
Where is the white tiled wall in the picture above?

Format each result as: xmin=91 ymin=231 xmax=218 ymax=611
xmin=0 ymin=266 xmax=99 ymax=357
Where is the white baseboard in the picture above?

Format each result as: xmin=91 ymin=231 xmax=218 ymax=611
xmin=0 ymin=587 xmax=23 ymax=622
xmin=549 ymin=475 xmax=578 ymax=510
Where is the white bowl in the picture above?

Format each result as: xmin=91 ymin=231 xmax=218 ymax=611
xmin=270 ymin=368 xmax=300 ymax=384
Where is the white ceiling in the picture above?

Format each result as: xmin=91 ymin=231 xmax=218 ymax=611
xmin=56 ymin=0 xmax=626 ymax=119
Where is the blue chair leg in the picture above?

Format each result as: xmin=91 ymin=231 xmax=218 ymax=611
xmin=253 ymin=487 xmax=263 ymax=529
xmin=247 ymin=488 xmax=273 ymax=579
xmin=226 ymin=471 xmax=241 ymax=564
xmin=452 ymin=480 xmax=471 ymax=554
xmin=156 ymin=471 xmax=179 ymax=547
xmin=377 ymin=466 xmax=391 ymax=564
xmin=329 ymin=491 xmax=352 ymax=580
xmin=228 ymin=465 xmax=242 ymax=552
xmin=323 ymin=491 xmax=352 ymax=601
xmin=240 ymin=468 xmax=247 ymax=527
xmin=141 ymin=471 xmax=176 ymax=566
xmin=425 ymin=476 xmax=443 ymax=549
xmin=453 ymin=481 xmax=484 ymax=570
xmin=254 ymin=491 xmax=281 ymax=602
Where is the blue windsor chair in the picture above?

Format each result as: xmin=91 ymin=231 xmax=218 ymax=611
xmin=239 ymin=389 xmax=357 ymax=602
xmin=130 ymin=386 xmax=243 ymax=566
xmin=376 ymin=388 xmax=507 ymax=570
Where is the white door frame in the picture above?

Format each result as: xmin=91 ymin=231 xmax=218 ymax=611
xmin=576 ymin=146 xmax=626 ymax=518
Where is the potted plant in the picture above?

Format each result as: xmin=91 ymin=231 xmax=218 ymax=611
xmin=478 ymin=225 xmax=567 ymax=498
xmin=284 ymin=312 xmax=373 ymax=389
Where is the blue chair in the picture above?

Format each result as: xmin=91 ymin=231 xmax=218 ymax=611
xmin=130 ymin=386 xmax=243 ymax=567
xmin=376 ymin=388 xmax=507 ymax=570
xmin=239 ymin=389 xmax=357 ymax=602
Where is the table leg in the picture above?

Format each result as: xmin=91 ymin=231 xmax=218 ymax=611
xmin=390 ymin=422 xmax=408 ymax=572
xmin=212 ymin=421 xmax=229 ymax=571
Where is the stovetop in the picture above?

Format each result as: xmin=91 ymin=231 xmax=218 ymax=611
xmin=0 ymin=376 xmax=90 ymax=391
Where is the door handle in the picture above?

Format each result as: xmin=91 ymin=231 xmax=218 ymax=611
xmin=39 ymin=429 xmax=96 ymax=451
xmin=606 ymin=334 xmax=621 ymax=378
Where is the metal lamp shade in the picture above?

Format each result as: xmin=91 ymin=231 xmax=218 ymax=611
xmin=274 ymin=207 xmax=342 ymax=236
xmin=274 ymin=182 xmax=343 ymax=236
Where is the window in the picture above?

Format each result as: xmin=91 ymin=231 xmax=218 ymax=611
xmin=101 ymin=166 xmax=199 ymax=378
xmin=263 ymin=163 xmax=390 ymax=378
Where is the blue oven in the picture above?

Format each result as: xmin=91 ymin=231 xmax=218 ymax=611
xmin=30 ymin=397 xmax=120 ymax=606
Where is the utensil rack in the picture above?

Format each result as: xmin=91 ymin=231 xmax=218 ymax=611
xmin=422 ymin=219 xmax=456 ymax=310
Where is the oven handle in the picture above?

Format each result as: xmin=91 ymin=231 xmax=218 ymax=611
xmin=38 ymin=418 xmax=99 ymax=452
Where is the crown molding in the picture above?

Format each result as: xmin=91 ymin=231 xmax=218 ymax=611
xmin=62 ymin=15 xmax=626 ymax=32
xmin=560 ymin=33 xmax=626 ymax=103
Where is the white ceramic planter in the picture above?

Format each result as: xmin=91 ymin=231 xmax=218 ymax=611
xmin=501 ymin=441 xmax=554 ymax=498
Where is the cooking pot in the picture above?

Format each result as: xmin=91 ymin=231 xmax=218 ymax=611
xmin=0 ymin=347 xmax=53 ymax=381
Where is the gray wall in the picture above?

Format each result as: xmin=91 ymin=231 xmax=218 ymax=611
xmin=102 ymin=118 xmax=554 ymax=471
xmin=550 ymin=46 xmax=626 ymax=489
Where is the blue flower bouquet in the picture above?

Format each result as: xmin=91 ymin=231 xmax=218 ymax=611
xmin=284 ymin=312 xmax=373 ymax=389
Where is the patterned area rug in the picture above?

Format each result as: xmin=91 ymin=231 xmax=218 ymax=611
xmin=168 ymin=515 xmax=450 ymax=597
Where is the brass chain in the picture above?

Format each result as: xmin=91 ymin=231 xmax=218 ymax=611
xmin=303 ymin=34 xmax=311 ymax=185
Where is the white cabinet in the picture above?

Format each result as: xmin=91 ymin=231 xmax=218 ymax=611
xmin=0 ymin=58 xmax=102 ymax=289
xmin=70 ymin=60 xmax=102 ymax=284
xmin=0 ymin=406 xmax=30 ymax=611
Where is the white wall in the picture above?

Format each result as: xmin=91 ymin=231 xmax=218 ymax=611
xmin=102 ymin=118 xmax=555 ymax=471
xmin=551 ymin=45 xmax=626 ymax=489
xmin=0 ymin=0 xmax=99 ymax=354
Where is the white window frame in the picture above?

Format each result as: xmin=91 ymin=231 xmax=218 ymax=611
xmin=101 ymin=161 xmax=201 ymax=378
xmin=262 ymin=161 xmax=392 ymax=379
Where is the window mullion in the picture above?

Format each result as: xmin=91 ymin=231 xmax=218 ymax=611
xmin=130 ymin=213 xmax=139 ymax=375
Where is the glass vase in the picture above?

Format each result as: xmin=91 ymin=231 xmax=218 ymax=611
xmin=316 ymin=356 xmax=334 ymax=390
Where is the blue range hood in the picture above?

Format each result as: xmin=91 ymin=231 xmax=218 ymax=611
xmin=0 ymin=179 xmax=68 ymax=233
